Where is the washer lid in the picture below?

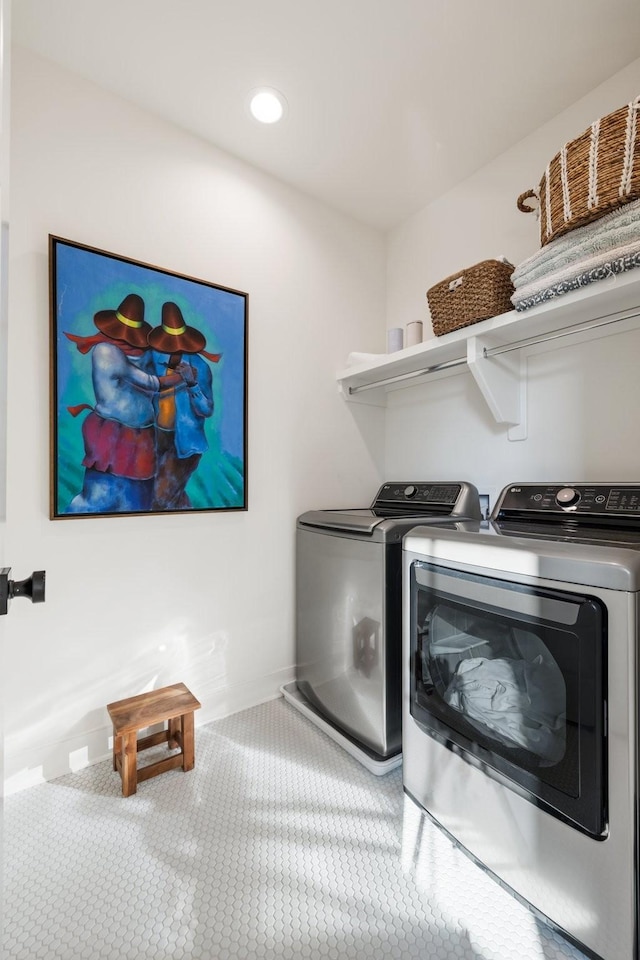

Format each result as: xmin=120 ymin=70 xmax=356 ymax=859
xmin=297 ymin=508 xmax=473 ymax=542
xmin=297 ymin=509 xmax=386 ymax=535
xmin=297 ymin=481 xmax=481 ymax=541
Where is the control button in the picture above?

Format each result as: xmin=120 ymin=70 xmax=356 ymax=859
xmin=595 ymin=495 xmax=606 ymax=504
xmin=556 ymin=487 xmax=580 ymax=507
xmin=532 ymin=494 xmax=543 ymax=502
xmin=404 ymin=485 xmax=417 ymax=499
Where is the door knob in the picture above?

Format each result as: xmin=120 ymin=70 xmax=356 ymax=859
xmin=0 ymin=568 xmax=46 ymax=615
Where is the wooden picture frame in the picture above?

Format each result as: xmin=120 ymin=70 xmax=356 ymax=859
xmin=49 ymin=235 xmax=248 ymax=519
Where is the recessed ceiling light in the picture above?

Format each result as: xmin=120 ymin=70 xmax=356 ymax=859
xmin=249 ymin=88 xmax=287 ymax=124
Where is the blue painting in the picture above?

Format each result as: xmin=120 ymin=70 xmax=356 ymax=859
xmin=50 ymin=236 xmax=248 ymax=518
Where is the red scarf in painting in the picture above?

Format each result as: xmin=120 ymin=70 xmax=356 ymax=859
xmin=63 ymin=331 xmax=147 ymax=357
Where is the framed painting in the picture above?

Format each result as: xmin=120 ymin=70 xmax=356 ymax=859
xmin=49 ymin=235 xmax=248 ymax=519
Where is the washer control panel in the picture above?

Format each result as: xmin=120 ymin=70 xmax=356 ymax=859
xmin=376 ymin=482 xmax=462 ymax=506
xmin=495 ymin=483 xmax=640 ymax=517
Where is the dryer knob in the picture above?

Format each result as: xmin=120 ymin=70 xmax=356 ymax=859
xmin=404 ymin=485 xmax=418 ymax=499
xmin=556 ymin=487 xmax=580 ymax=507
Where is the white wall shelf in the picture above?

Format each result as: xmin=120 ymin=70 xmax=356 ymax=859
xmin=337 ymin=270 xmax=640 ymax=441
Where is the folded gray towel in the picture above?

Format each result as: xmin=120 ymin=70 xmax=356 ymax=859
xmin=512 ymin=198 xmax=640 ymax=288
xmin=512 ymin=251 xmax=640 ymax=311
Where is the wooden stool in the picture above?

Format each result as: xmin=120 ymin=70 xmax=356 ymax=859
xmin=107 ymin=682 xmax=201 ymax=797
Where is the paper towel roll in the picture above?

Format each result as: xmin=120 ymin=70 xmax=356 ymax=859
xmin=406 ymin=321 xmax=423 ymax=347
xmin=387 ymin=328 xmax=403 ymax=352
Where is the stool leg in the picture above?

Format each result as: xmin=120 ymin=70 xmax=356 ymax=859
xmin=121 ymin=731 xmax=138 ymax=797
xmin=168 ymin=716 xmax=180 ymax=749
xmin=182 ymin=711 xmax=195 ymax=772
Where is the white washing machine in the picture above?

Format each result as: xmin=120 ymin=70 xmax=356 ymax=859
xmin=402 ymin=482 xmax=640 ymax=960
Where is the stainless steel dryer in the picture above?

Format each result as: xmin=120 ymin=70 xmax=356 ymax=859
xmin=283 ymin=481 xmax=481 ymax=774
xmin=402 ymin=482 xmax=640 ymax=960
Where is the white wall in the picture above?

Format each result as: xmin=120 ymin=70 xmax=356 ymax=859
xmin=5 ymin=46 xmax=387 ymax=793
xmin=9 ymin=45 xmax=640 ymax=795
xmin=384 ymin=59 xmax=640 ymax=505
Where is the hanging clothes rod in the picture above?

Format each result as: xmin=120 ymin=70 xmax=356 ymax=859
xmin=348 ymin=355 xmax=467 ymax=394
xmin=347 ymin=305 xmax=640 ymax=395
xmin=483 ymin=305 xmax=640 ymax=359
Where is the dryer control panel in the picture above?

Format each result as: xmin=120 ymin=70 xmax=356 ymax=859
xmin=494 ymin=483 xmax=640 ymax=519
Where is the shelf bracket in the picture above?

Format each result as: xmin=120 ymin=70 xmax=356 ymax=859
xmin=467 ymin=336 xmax=527 ymax=441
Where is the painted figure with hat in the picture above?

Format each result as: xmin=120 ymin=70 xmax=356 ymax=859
xmin=64 ymin=293 xmax=191 ymax=514
xmin=144 ymin=301 xmax=221 ymax=510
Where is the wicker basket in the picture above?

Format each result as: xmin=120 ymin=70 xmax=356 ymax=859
xmin=426 ymin=259 xmax=515 ymax=336
xmin=517 ymin=96 xmax=640 ymax=247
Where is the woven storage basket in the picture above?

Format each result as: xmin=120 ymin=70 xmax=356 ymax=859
xmin=517 ymin=96 xmax=640 ymax=247
xmin=426 ymin=259 xmax=515 ymax=336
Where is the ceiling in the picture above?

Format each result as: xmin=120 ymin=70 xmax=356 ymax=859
xmin=12 ymin=0 xmax=640 ymax=231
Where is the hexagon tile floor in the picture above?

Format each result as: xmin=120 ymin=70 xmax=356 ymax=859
xmin=4 ymin=697 xmax=590 ymax=960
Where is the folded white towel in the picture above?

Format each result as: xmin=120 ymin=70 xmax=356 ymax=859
xmin=345 ymin=351 xmax=385 ymax=367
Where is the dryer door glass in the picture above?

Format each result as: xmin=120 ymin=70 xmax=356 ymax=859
xmin=409 ymin=561 xmax=606 ymax=839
